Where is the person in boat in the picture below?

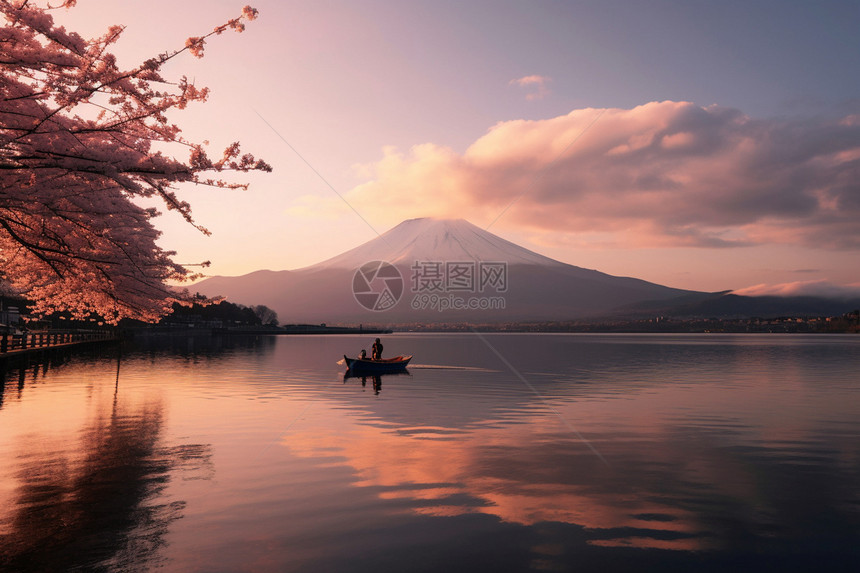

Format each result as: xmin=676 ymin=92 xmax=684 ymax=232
xmin=359 ymin=349 xmax=367 ymax=360
xmin=371 ymin=338 xmax=383 ymax=360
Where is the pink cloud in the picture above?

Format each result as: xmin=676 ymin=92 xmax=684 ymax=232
xmin=732 ymin=280 xmax=860 ymax=299
xmin=338 ymin=101 xmax=860 ymax=249
xmin=509 ymin=74 xmax=551 ymax=100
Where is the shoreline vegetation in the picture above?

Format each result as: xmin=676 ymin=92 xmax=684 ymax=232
xmin=397 ymin=310 xmax=860 ymax=334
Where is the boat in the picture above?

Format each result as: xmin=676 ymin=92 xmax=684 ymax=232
xmin=343 ymin=354 xmax=412 ymax=373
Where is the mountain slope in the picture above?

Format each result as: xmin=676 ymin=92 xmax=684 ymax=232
xmin=193 ymin=218 xmax=709 ymax=324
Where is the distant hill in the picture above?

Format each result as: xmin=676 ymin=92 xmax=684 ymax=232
xmin=620 ymin=292 xmax=860 ymax=319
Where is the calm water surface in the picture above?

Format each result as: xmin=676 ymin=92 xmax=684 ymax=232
xmin=1 ymin=333 xmax=858 ymax=572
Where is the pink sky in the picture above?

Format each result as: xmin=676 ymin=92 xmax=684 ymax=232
xmin=47 ymin=1 xmax=860 ymax=294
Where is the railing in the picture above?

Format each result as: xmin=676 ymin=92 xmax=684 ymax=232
xmin=0 ymin=330 xmax=116 ymax=354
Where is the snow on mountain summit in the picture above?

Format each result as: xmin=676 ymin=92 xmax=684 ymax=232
xmin=308 ymin=217 xmax=563 ymax=269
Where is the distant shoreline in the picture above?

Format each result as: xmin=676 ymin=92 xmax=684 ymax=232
xmin=122 ymin=313 xmax=858 ymax=336
xmin=248 ymin=325 xmax=392 ymax=335
xmin=389 ymin=314 xmax=859 ymax=334
xmin=126 ymin=325 xmax=392 ymax=336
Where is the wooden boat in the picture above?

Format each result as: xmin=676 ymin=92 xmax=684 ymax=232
xmin=343 ymin=354 xmax=412 ymax=373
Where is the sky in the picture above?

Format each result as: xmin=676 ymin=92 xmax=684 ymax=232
xmin=49 ymin=0 xmax=860 ymax=295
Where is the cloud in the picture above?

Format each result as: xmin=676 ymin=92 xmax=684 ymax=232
xmin=509 ymin=74 xmax=552 ymax=100
xmin=732 ymin=280 xmax=860 ymax=299
xmin=298 ymin=101 xmax=860 ymax=249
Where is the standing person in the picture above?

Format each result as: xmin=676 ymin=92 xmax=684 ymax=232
xmin=371 ymin=338 xmax=383 ymax=360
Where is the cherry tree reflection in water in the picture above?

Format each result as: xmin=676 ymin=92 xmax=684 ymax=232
xmin=0 ymin=360 xmax=213 ymax=573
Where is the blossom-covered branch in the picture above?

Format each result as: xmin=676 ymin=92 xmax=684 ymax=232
xmin=0 ymin=1 xmax=271 ymax=323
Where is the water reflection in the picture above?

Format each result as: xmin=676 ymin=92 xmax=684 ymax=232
xmin=0 ymin=345 xmax=116 ymax=410
xmin=280 ymin=406 xmax=860 ymax=566
xmin=2 ymin=334 xmax=859 ymax=571
xmin=0 ymin=362 xmax=212 ymax=572
xmin=343 ymin=370 xmax=412 ymax=395
xmin=276 ymin=334 xmax=860 ymax=563
xmin=281 ymin=406 xmax=710 ymax=551
xmin=127 ymin=331 xmax=277 ymax=359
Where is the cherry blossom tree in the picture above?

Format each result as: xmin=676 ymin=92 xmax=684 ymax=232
xmin=0 ymin=1 xmax=270 ymax=323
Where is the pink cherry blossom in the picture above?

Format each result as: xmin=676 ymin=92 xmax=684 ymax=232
xmin=0 ymin=2 xmax=270 ymax=323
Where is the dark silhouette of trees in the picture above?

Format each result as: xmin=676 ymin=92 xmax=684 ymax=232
xmin=251 ymin=304 xmax=278 ymax=326
xmin=162 ymin=298 xmax=265 ymax=326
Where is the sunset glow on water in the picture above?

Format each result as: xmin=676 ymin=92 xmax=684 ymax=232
xmin=2 ymin=333 xmax=858 ymax=571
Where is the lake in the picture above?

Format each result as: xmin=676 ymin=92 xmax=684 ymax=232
xmin=1 ymin=333 xmax=859 ymax=572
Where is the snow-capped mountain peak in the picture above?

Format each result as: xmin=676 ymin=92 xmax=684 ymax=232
xmin=308 ymin=217 xmax=562 ymax=269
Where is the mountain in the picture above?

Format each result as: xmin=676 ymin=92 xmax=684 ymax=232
xmin=192 ymin=217 xmax=714 ymax=324
xmin=311 ymin=217 xmax=562 ymax=268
